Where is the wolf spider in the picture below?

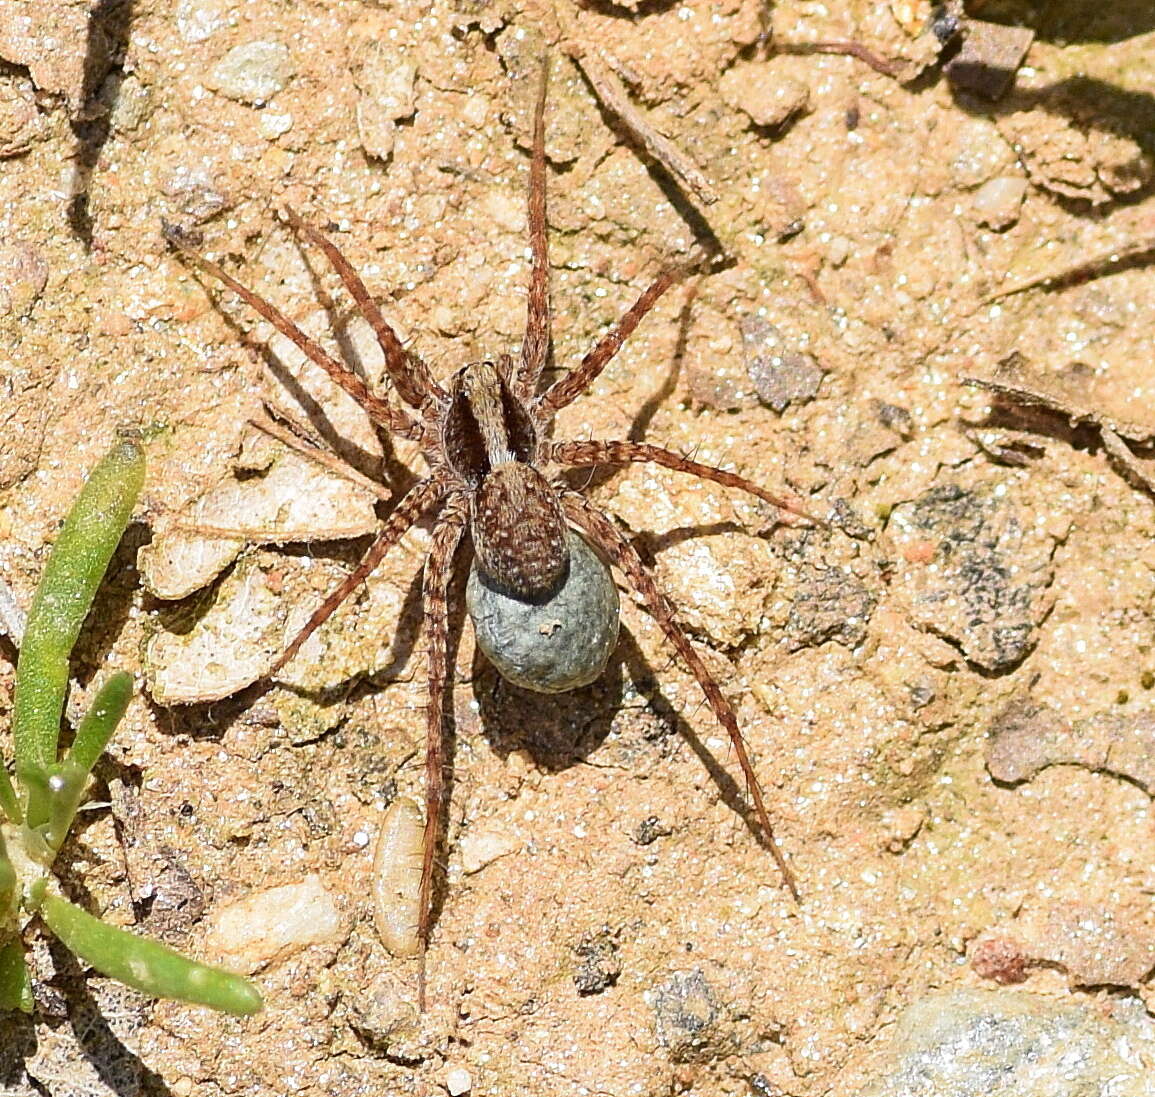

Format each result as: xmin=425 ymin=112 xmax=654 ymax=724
xmin=171 ymin=66 xmax=815 ymax=1003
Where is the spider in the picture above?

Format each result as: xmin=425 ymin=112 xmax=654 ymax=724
xmin=169 ymin=64 xmax=816 ymax=1004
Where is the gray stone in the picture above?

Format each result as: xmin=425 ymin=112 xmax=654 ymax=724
xmin=209 ymin=41 xmax=295 ymax=105
xmin=573 ymin=927 xmax=622 ymax=996
xmin=889 ymin=483 xmax=1055 ymax=671
xmin=784 ymin=563 xmax=876 ymax=652
xmin=741 ymin=317 xmax=825 ymax=413
xmin=858 ymin=989 xmax=1155 ymax=1097
xmin=652 ymin=968 xmax=735 ymax=1063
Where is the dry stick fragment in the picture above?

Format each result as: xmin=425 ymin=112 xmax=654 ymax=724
xmin=564 ymin=42 xmax=718 ymax=208
xmin=1098 ymin=426 xmax=1155 ymax=495
xmin=965 ymin=370 xmax=1155 ymax=443
xmin=987 ymin=236 xmax=1155 ymax=301
xmin=775 ymin=39 xmax=904 ymax=78
xmin=964 ymin=368 xmax=1155 ymax=494
xmin=173 ymin=522 xmax=377 ymax=542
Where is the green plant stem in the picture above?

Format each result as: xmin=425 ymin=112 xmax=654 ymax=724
xmin=0 ymin=837 xmax=15 ymax=921
xmin=40 ymin=671 xmax=134 ymax=851
xmin=39 ymin=893 xmax=263 ymax=1016
xmin=0 ymin=764 xmax=17 ymax=825
xmin=65 ymin=670 xmax=133 ymax=777
xmin=0 ymin=936 xmax=32 ymax=1013
xmin=12 ymin=440 xmax=144 ymax=814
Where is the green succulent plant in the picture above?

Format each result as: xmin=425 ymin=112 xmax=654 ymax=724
xmin=0 ymin=439 xmax=261 ymax=1016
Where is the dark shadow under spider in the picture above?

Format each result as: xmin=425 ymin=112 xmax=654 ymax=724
xmin=167 ymin=62 xmax=820 ymax=1007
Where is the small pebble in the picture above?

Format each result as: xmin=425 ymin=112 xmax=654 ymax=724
xmin=205 ymin=874 xmax=344 ymax=973
xmin=176 ymin=0 xmax=230 ymax=43
xmin=741 ymin=317 xmax=825 ymax=413
xmin=972 ymin=175 xmax=1027 ymax=230
xmin=652 ymin=968 xmax=735 ymax=1063
xmin=259 ymin=112 xmax=293 ymax=140
xmin=0 ymin=241 xmax=48 ymax=318
xmin=446 ymin=1066 xmax=472 ymax=1095
xmin=108 ymin=74 xmax=152 ymax=133
xmin=574 ymin=928 xmax=622 ymax=995
xmin=162 ymin=164 xmax=231 ymax=222
xmin=459 ymin=819 xmax=520 ymax=875
xmin=355 ymin=45 xmax=416 ymax=162
xmin=970 ymin=934 xmax=1029 ymax=984
xmin=209 ymin=41 xmax=295 ymax=105
xmin=945 ymin=19 xmax=1034 ymax=100
xmin=720 ymin=61 xmax=809 ymax=130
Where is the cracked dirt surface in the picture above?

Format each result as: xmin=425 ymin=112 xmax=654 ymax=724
xmin=2 ymin=1 xmax=1155 ymax=1094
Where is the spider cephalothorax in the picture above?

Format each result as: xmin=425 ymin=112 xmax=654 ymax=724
xmin=442 ymin=357 xmax=570 ymax=599
xmin=170 ymin=63 xmax=816 ymax=1006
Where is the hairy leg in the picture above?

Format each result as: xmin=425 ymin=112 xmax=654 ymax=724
xmin=268 ymin=478 xmax=444 ymax=675
xmin=536 ymin=268 xmax=683 ymax=415
xmin=165 ymin=223 xmax=421 ymax=440
xmin=561 ymin=491 xmax=800 ymax=901
xmin=416 ymin=498 xmax=468 ymax=1010
xmin=515 ymin=62 xmax=552 ymax=402
xmin=282 ymin=207 xmax=446 ymax=410
xmin=249 ymin=409 xmax=394 ymax=503
xmin=549 ymin=439 xmax=825 ymax=525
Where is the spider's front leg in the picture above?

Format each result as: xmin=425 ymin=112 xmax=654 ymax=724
xmin=163 ymin=222 xmax=422 ymax=441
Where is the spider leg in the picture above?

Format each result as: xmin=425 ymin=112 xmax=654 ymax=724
xmin=515 ymin=60 xmax=551 ymax=402
xmin=536 ymin=267 xmax=685 ymax=416
xmin=560 ymin=491 xmax=800 ymax=902
xmin=268 ymin=477 xmax=444 ymax=676
xmin=165 ymin=224 xmax=422 ymax=441
xmin=549 ymin=439 xmax=826 ymax=526
xmin=416 ymin=497 xmax=468 ymax=1011
xmin=281 ymin=207 xmax=447 ymax=409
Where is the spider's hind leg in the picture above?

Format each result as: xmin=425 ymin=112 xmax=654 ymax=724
xmin=416 ymin=500 xmax=469 ymax=1010
xmin=560 ymin=491 xmax=800 ymax=901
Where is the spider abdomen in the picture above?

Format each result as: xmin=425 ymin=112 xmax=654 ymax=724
xmin=467 ymin=529 xmax=619 ymax=694
xmin=470 ymin=462 xmax=569 ymax=598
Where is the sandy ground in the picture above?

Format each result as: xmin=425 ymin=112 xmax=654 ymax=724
xmin=2 ymin=0 xmax=1155 ymax=1094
